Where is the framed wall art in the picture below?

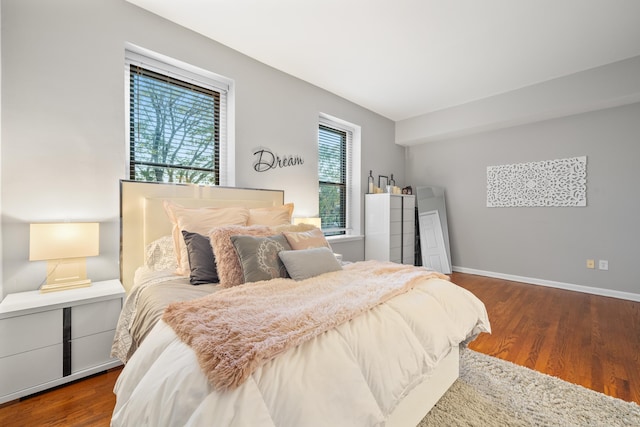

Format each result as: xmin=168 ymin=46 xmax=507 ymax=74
xmin=487 ymin=156 xmax=587 ymax=207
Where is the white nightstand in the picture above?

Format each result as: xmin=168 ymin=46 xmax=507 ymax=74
xmin=0 ymin=279 xmax=125 ymax=404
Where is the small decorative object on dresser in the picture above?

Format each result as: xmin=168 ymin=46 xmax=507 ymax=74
xmin=0 ymin=280 xmax=125 ymax=404
xmin=378 ymin=175 xmax=388 ymax=192
xmin=402 ymin=186 xmax=413 ymax=195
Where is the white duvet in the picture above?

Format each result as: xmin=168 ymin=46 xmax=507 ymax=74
xmin=112 ymin=276 xmax=490 ymax=427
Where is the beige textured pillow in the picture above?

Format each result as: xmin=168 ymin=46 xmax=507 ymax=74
xmin=208 ymin=225 xmax=274 ymax=287
xmin=247 ymin=203 xmax=294 ymax=226
xmin=163 ymin=201 xmax=250 ymax=275
xmin=282 ymin=228 xmax=332 ymax=250
xmin=269 ymin=223 xmax=317 ymax=233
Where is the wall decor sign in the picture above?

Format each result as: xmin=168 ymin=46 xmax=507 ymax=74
xmin=487 ymin=156 xmax=587 ymax=207
xmin=253 ymin=148 xmax=304 ymax=172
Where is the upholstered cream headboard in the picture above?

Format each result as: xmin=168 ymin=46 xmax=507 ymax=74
xmin=120 ymin=180 xmax=284 ymax=292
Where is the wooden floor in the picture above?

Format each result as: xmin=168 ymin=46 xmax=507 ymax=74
xmin=454 ymin=272 xmax=640 ymax=405
xmin=0 ymin=272 xmax=638 ymax=426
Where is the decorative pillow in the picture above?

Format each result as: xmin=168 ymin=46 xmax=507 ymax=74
xmin=282 ymin=228 xmax=332 ymax=250
xmin=248 ymin=203 xmax=294 ymax=226
xmin=269 ymin=223 xmax=317 ymax=233
xmin=182 ymin=231 xmax=218 ymax=285
xmin=144 ymin=235 xmax=177 ymax=271
xmin=278 ymin=247 xmax=342 ymax=280
xmin=163 ymin=201 xmax=250 ymax=275
xmin=208 ymin=225 xmax=274 ymax=287
xmin=230 ymin=234 xmax=292 ymax=283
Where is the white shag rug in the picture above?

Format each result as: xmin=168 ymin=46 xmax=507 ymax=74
xmin=418 ymin=348 xmax=640 ymax=426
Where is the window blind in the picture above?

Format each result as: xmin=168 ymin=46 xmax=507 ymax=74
xmin=318 ymin=121 xmax=353 ymax=235
xmin=126 ymin=51 xmax=229 ymax=185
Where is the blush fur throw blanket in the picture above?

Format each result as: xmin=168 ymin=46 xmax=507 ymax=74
xmin=163 ymin=260 xmax=449 ymax=390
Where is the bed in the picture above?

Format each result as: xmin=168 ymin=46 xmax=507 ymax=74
xmin=111 ymin=180 xmax=490 ymax=426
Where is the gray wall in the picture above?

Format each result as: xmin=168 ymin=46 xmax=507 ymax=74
xmin=0 ymin=0 xmax=404 ymax=296
xmin=407 ymin=102 xmax=640 ymax=296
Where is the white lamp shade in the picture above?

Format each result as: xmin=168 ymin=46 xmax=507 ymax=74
xmin=29 ymin=223 xmax=99 ymax=261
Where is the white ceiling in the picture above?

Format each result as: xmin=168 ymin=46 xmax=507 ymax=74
xmin=127 ymin=0 xmax=640 ymax=121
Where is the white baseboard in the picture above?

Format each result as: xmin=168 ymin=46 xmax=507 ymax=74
xmin=452 ymin=266 xmax=640 ymax=302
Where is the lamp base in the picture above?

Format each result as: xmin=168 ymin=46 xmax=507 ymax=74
xmin=40 ymin=258 xmax=92 ymax=293
xmin=40 ymin=279 xmax=92 ymax=293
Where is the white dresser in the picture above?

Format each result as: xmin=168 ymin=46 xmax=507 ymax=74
xmin=0 ymin=280 xmax=124 ymax=404
xmin=365 ymin=194 xmax=415 ymax=264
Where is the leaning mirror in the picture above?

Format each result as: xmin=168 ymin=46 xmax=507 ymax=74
xmin=416 ymin=186 xmax=452 ymax=274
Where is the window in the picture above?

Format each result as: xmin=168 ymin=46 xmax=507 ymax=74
xmin=126 ymin=48 xmax=232 ymax=185
xmin=318 ymin=124 xmax=347 ymax=235
xmin=318 ymin=115 xmax=359 ymax=237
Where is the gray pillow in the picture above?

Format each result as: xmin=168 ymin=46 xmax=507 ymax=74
xmin=230 ymin=234 xmax=292 ymax=283
xmin=278 ymin=247 xmax=342 ymax=280
xmin=182 ymin=231 xmax=218 ymax=285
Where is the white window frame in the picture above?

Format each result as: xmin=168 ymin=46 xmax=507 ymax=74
xmin=318 ymin=113 xmax=362 ymax=239
xmin=124 ymin=44 xmax=235 ymax=186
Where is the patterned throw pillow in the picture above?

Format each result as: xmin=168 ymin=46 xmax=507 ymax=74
xmin=282 ymin=228 xmax=332 ymax=250
xmin=230 ymin=234 xmax=292 ymax=283
xmin=144 ymin=235 xmax=178 ymax=271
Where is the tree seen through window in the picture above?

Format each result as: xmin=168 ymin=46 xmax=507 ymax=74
xmin=129 ymin=66 xmax=220 ymax=184
xmin=318 ymin=124 xmax=347 ymax=235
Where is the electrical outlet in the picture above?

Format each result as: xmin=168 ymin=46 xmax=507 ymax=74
xmin=599 ymin=260 xmax=609 ymax=270
xmin=586 ymin=259 xmax=595 ymax=269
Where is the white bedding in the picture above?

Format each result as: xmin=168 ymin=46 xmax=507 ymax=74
xmin=112 ymin=274 xmax=490 ymax=426
xmin=111 ymin=267 xmax=181 ymax=362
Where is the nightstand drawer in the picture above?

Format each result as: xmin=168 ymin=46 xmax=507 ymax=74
xmin=71 ymin=299 xmax=121 ymax=339
xmin=71 ymin=329 xmax=117 ymax=373
xmin=0 ymin=344 xmax=62 ymax=396
xmin=0 ymin=310 xmax=62 ymax=358
xmin=0 ymin=280 xmax=124 ymax=404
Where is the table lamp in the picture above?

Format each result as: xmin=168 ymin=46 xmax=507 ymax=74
xmin=29 ymin=222 xmax=99 ymax=293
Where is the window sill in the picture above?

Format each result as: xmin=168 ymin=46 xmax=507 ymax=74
xmin=326 ymin=234 xmax=364 ymax=244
